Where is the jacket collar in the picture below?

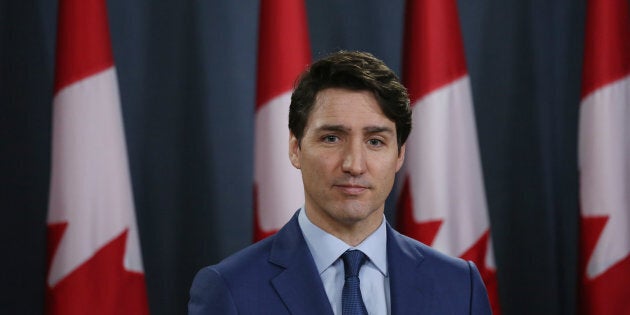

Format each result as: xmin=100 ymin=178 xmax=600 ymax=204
xmin=387 ymin=224 xmax=438 ymax=315
xmin=268 ymin=212 xmax=436 ymax=315
xmin=268 ymin=211 xmax=334 ymax=315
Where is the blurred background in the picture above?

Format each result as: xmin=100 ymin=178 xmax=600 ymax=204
xmin=1 ymin=0 xmax=587 ymax=314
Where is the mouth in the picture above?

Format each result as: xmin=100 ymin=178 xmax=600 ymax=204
xmin=334 ymin=184 xmax=369 ymax=195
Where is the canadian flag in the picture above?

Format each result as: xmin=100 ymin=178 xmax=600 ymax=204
xmin=253 ymin=0 xmax=310 ymax=240
xmin=397 ymin=0 xmax=500 ymax=313
xmin=578 ymin=0 xmax=630 ymax=313
xmin=46 ymin=0 xmax=149 ymax=314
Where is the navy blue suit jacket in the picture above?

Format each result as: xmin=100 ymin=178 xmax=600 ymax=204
xmin=189 ymin=212 xmax=491 ymax=314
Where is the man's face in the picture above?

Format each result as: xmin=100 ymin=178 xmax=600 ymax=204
xmin=289 ymin=88 xmax=405 ymax=233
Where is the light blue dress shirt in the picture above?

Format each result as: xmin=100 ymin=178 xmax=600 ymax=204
xmin=298 ymin=208 xmax=391 ymax=315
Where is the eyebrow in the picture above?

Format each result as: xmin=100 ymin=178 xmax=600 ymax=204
xmin=363 ymin=126 xmax=394 ymax=135
xmin=315 ymin=124 xmax=394 ymax=135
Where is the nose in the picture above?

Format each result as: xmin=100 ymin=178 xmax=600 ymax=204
xmin=341 ymin=140 xmax=366 ymax=176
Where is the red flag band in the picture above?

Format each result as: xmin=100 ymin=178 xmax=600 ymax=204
xmin=578 ymin=0 xmax=630 ymax=313
xmin=46 ymin=0 xmax=149 ymax=313
xmin=254 ymin=0 xmax=311 ymax=241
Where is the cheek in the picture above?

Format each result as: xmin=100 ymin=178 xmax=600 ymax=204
xmin=299 ymin=154 xmax=325 ymax=185
xmin=371 ymin=156 xmax=400 ymax=181
xmin=303 ymin=150 xmax=337 ymax=171
xmin=301 ymin=156 xmax=333 ymax=194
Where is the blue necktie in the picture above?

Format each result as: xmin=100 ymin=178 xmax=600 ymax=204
xmin=342 ymin=250 xmax=368 ymax=315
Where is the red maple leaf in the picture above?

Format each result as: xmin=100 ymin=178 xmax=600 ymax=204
xmin=579 ymin=216 xmax=630 ymax=315
xmin=46 ymin=223 xmax=149 ymax=315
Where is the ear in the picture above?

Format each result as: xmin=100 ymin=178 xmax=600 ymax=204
xmin=395 ymin=143 xmax=406 ymax=172
xmin=289 ymin=132 xmax=301 ymax=169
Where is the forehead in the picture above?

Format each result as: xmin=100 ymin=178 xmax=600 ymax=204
xmin=306 ymin=88 xmax=393 ymax=130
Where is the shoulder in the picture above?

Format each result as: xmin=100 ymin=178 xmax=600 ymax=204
xmin=388 ymin=228 xmax=479 ymax=281
xmin=388 ymin=229 xmax=491 ymax=314
xmin=390 ymin=228 xmax=467 ymax=264
xmin=199 ymin=234 xmax=277 ymax=281
xmin=192 ymin=212 xmax=304 ymax=286
xmin=188 ymin=236 xmax=280 ymax=314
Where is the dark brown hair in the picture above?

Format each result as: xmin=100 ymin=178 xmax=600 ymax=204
xmin=289 ymin=51 xmax=412 ymax=150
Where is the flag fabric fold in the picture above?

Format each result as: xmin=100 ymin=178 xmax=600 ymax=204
xmin=578 ymin=0 xmax=630 ymax=313
xmin=46 ymin=0 xmax=149 ymax=313
xmin=397 ymin=0 xmax=500 ymax=313
xmin=254 ymin=0 xmax=311 ymax=241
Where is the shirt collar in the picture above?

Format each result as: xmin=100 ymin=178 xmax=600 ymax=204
xmin=298 ymin=207 xmax=388 ymax=277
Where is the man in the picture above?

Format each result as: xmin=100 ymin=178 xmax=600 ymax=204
xmin=189 ymin=51 xmax=491 ymax=314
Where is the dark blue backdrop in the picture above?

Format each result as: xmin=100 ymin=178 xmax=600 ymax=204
xmin=1 ymin=0 xmax=586 ymax=314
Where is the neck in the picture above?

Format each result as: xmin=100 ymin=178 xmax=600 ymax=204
xmin=304 ymin=207 xmax=383 ymax=247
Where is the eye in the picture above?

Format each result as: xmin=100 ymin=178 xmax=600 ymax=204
xmin=367 ymin=138 xmax=384 ymax=146
xmin=322 ymin=135 xmax=339 ymax=143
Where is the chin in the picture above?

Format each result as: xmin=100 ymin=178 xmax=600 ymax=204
xmin=337 ymin=203 xmax=379 ymax=222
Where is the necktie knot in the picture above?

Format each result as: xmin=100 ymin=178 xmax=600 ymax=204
xmin=342 ymin=250 xmax=367 ymax=277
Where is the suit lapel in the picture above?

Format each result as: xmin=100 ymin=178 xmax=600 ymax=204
xmin=387 ymin=225 xmax=438 ymax=315
xmin=269 ymin=213 xmax=334 ymax=315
